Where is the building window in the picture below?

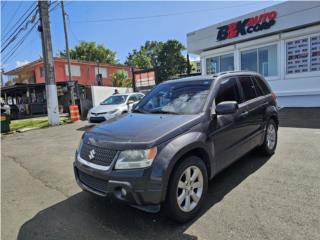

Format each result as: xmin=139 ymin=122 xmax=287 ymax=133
xmin=65 ymin=64 xmax=81 ymax=77
xmin=241 ymin=44 xmax=278 ymax=77
xmin=220 ymin=54 xmax=234 ymax=72
xmin=95 ymin=67 xmax=107 ymax=78
xmin=206 ymin=56 xmax=219 ymax=74
xmin=206 ymin=54 xmax=234 ymax=74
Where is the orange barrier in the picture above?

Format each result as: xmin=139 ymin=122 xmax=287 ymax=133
xmin=69 ymin=104 xmax=80 ymax=122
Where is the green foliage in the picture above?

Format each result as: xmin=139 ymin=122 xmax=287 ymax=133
xmin=125 ymin=39 xmax=187 ymax=83
xmin=112 ymin=70 xmax=132 ymax=88
xmin=59 ymin=41 xmax=117 ymax=64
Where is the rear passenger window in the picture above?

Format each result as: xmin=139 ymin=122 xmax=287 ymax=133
xmin=254 ymin=76 xmax=271 ymax=95
xmin=239 ymin=76 xmax=257 ymax=101
xmin=251 ymin=77 xmax=264 ymax=97
xmin=215 ymin=77 xmax=241 ymax=104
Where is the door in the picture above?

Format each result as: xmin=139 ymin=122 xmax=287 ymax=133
xmin=209 ymin=77 xmax=249 ymax=170
xmin=238 ymin=76 xmax=264 ymax=135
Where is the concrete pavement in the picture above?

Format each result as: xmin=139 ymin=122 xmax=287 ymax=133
xmin=1 ymin=120 xmax=320 ymax=240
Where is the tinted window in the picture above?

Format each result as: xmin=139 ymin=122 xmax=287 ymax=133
xmin=251 ymin=77 xmax=264 ymax=97
xmin=239 ymin=76 xmax=257 ymax=101
xmin=215 ymin=78 xmax=240 ymax=104
xmin=254 ymin=76 xmax=270 ymax=95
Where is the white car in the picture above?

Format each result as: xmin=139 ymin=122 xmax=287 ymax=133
xmin=87 ymin=92 xmax=145 ymax=123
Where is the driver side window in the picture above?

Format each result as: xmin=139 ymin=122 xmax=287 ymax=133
xmin=215 ymin=77 xmax=241 ymax=105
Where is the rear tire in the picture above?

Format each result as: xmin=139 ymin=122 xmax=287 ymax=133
xmin=164 ymin=156 xmax=208 ymax=223
xmin=259 ymin=119 xmax=278 ymax=156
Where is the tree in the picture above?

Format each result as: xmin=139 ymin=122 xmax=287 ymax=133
xmin=112 ymin=70 xmax=132 ymax=88
xmin=125 ymin=39 xmax=187 ymax=83
xmin=59 ymin=41 xmax=117 ymax=64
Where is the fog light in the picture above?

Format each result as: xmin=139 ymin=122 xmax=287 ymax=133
xmin=121 ymin=188 xmax=127 ymax=197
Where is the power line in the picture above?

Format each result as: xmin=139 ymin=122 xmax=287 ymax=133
xmin=2 ymin=1 xmax=23 ymax=35
xmin=70 ymin=2 xmax=269 ymax=24
xmin=1 ymin=1 xmax=60 ymax=66
xmin=1 ymin=19 xmax=39 ymax=65
xmin=1 ymin=3 xmax=37 ymax=50
xmin=2 ymin=2 xmax=37 ymax=44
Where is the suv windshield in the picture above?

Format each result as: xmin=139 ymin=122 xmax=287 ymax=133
xmin=136 ymin=80 xmax=212 ymax=115
xmin=101 ymin=95 xmax=128 ymax=105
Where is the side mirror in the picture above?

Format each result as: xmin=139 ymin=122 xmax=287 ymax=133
xmin=215 ymin=101 xmax=238 ymax=115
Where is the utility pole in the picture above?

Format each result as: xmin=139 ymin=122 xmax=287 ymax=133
xmin=187 ymin=53 xmax=191 ymax=75
xmin=1 ymin=68 xmax=4 ymax=87
xmin=61 ymin=0 xmax=75 ymax=105
xmin=38 ymin=0 xmax=60 ymax=125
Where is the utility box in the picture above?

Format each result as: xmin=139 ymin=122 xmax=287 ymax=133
xmin=1 ymin=113 xmax=10 ymax=133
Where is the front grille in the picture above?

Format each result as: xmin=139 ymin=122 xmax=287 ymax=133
xmin=89 ymin=117 xmax=105 ymax=123
xmin=80 ymin=143 xmax=117 ymax=167
xmin=78 ymin=170 xmax=108 ymax=193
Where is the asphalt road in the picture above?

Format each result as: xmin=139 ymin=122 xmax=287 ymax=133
xmin=2 ymin=119 xmax=320 ymax=240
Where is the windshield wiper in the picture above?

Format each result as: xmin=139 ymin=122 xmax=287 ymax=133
xmin=150 ymin=109 xmax=179 ymax=115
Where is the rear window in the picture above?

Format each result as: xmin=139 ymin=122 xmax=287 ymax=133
xmin=254 ymin=76 xmax=271 ymax=95
xmin=239 ymin=76 xmax=257 ymax=101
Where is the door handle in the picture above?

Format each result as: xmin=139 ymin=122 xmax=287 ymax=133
xmin=240 ymin=111 xmax=249 ymax=118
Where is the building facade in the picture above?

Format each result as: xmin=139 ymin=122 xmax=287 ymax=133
xmin=5 ymin=57 xmax=133 ymax=87
xmin=187 ymin=1 xmax=320 ymax=107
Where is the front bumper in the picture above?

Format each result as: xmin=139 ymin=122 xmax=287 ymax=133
xmin=73 ymin=154 xmax=163 ymax=206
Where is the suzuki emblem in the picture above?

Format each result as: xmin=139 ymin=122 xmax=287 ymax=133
xmin=88 ymin=149 xmax=96 ymax=160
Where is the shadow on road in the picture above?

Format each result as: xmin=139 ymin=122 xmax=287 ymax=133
xmin=17 ymin=150 xmax=270 ymax=240
xmin=76 ymin=124 xmax=95 ymax=131
xmin=279 ymin=107 xmax=320 ymax=129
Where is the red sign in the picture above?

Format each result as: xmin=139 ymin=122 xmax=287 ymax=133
xmin=217 ymin=11 xmax=277 ymax=41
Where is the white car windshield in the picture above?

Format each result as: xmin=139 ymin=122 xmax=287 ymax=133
xmin=100 ymin=95 xmax=128 ymax=105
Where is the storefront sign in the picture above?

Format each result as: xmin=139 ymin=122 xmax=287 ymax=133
xmin=217 ymin=11 xmax=277 ymax=41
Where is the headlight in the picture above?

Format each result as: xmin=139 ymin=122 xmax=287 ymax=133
xmin=115 ymin=147 xmax=157 ymax=169
xmin=87 ymin=110 xmax=91 ymax=119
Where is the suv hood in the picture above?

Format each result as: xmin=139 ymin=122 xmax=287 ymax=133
xmin=84 ymin=113 xmax=203 ymax=150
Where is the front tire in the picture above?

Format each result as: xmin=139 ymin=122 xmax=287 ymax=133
xmin=164 ymin=156 xmax=208 ymax=223
xmin=259 ymin=119 xmax=278 ymax=156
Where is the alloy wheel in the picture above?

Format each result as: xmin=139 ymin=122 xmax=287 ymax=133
xmin=266 ymin=123 xmax=276 ymax=150
xmin=176 ymin=166 xmax=204 ymax=212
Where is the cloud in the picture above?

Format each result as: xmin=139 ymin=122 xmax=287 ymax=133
xmin=189 ymin=55 xmax=200 ymax=62
xmin=16 ymin=60 xmax=30 ymax=67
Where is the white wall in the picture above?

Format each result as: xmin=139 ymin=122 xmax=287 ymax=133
xmin=199 ymin=25 xmax=320 ymax=107
xmin=91 ymin=86 xmax=133 ymax=107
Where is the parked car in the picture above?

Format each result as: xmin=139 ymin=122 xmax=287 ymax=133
xmin=74 ymin=71 xmax=279 ymax=222
xmin=87 ymin=92 xmax=145 ymax=123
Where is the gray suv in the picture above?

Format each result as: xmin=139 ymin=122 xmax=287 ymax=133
xmin=74 ymin=71 xmax=279 ymax=222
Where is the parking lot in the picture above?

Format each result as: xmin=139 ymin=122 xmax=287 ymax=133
xmin=2 ymin=110 xmax=320 ymax=240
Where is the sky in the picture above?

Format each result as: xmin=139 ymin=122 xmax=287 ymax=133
xmin=1 ymin=0 xmax=282 ymax=73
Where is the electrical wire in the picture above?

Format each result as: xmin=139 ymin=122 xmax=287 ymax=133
xmin=70 ymin=2 xmax=269 ymax=24
xmin=2 ymin=1 xmax=23 ymax=35
xmin=2 ymin=1 xmax=37 ymax=44
xmin=1 ymin=19 xmax=39 ymax=65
